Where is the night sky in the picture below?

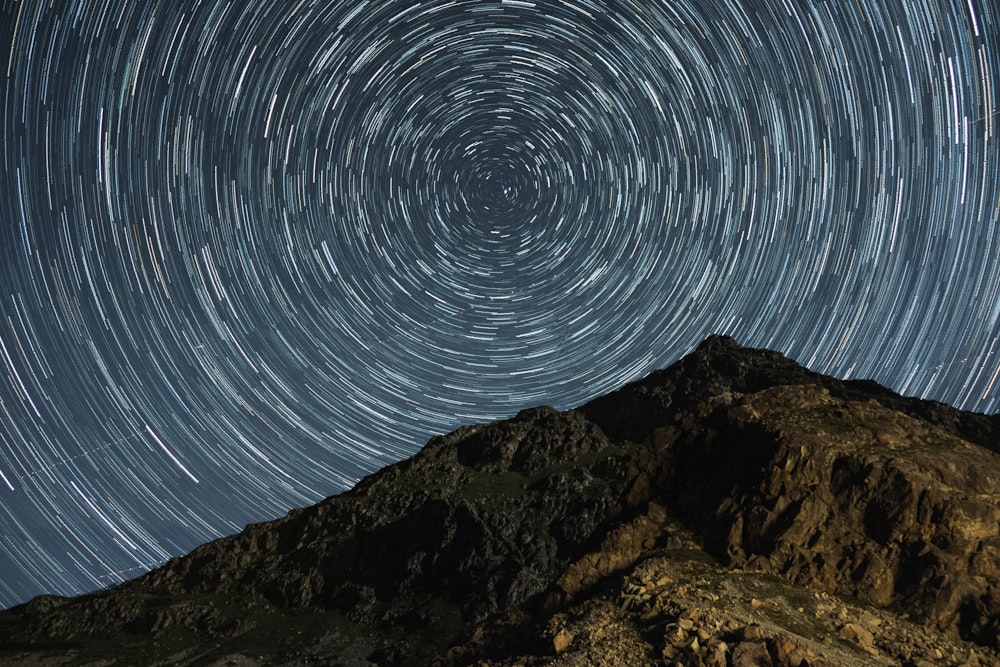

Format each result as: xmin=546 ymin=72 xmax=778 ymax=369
xmin=1 ymin=0 xmax=998 ymax=609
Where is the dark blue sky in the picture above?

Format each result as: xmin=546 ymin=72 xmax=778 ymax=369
xmin=1 ymin=0 xmax=998 ymax=608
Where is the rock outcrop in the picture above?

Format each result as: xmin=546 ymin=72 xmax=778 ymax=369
xmin=1 ymin=336 xmax=998 ymax=666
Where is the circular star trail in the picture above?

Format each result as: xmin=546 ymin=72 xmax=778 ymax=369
xmin=1 ymin=0 xmax=998 ymax=608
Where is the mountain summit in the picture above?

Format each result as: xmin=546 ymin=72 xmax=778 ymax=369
xmin=2 ymin=336 xmax=999 ymax=666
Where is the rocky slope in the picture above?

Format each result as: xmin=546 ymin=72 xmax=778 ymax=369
xmin=2 ymin=336 xmax=999 ymax=666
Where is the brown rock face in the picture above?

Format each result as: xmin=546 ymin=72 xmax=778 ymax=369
xmin=638 ymin=385 xmax=1000 ymax=647
xmin=1 ymin=336 xmax=998 ymax=666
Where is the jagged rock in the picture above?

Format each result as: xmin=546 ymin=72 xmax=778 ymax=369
xmin=549 ymin=502 xmax=666 ymax=603
xmin=839 ymin=622 xmax=876 ymax=653
xmin=627 ymin=384 xmax=1000 ymax=647
xmin=552 ymin=627 xmax=574 ymax=653
xmin=731 ymin=640 xmax=773 ymax=666
xmin=1 ymin=337 xmax=998 ymax=666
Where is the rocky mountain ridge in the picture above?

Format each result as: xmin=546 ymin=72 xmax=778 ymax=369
xmin=1 ymin=335 xmax=999 ymax=666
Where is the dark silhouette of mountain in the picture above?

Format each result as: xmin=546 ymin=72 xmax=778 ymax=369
xmin=2 ymin=336 xmax=999 ymax=666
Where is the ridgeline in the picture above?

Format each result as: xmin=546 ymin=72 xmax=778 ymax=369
xmin=3 ymin=336 xmax=999 ymax=666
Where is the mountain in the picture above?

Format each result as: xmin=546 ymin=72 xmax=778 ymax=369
xmin=2 ymin=335 xmax=999 ymax=666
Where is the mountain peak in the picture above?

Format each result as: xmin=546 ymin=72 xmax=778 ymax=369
xmin=695 ymin=333 xmax=743 ymax=351
xmin=2 ymin=338 xmax=999 ymax=666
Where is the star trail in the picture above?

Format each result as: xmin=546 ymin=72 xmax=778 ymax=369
xmin=1 ymin=0 xmax=998 ymax=609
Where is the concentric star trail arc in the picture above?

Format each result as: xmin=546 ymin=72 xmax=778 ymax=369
xmin=0 ymin=0 xmax=998 ymax=608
